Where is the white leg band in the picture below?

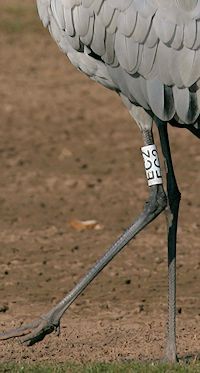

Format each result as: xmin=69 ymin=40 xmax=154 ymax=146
xmin=141 ymin=144 xmax=163 ymax=186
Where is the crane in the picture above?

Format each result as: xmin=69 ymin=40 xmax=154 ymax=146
xmin=0 ymin=0 xmax=199 ymax=363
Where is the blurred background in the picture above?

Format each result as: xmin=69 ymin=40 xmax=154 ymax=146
xmin=0 ymin=0 xmax=199 ymax=363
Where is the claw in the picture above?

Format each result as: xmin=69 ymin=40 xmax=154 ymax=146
xmin=0 ymin=319 xmax=41 ymax=340
xmin=0 ymin=316 xmax=60 ymax=346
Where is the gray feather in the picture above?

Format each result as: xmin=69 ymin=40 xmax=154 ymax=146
xmin=37 ymin=0 xmax=50 ymax=27
xmin=90 ymin=15 xmax=105 ymax=56
xmin=147 ymin=79 xmax=175 ymax=121
xmin=37 ymin=0 xmax=200 ymax=127
xmin=117 ymin=4 xmax=137 ymax=37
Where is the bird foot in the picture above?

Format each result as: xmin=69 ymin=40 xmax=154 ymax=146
xmin=0 ymin=314 xmax=60 ymax=346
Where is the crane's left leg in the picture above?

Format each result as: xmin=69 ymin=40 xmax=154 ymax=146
xmin=157 ymin=120 xmax=181 ymax=363
xmin=0 ymin=128 xmax=167 ymax=347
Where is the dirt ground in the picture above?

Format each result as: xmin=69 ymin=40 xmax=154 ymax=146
xmin=0 ymin=1 xmax=199 ymax=365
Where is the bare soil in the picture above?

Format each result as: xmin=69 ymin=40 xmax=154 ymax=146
xmin=0 ymin=1 xmax=199 ymax=364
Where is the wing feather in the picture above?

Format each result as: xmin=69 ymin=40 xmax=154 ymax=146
xmin=63 ymin=7 xmax=75 ymax=36
xmin=153 ymin=11 xmax=176 ymax=45
xmin=37 ymin=0 xmax=200 ymax=125
xmin=146 ymin=79 xmax=175 ymax=121
xmin=117 ymin=4 xmax=137 ymax=37
xmin=115 ymin=31 xmax=141 ymax=73
xmin=90 ymin=16 xmax=105 ymax=55
xmin=192 ymin=19 xmax=200 ymax=49
xmin=37 ymin=0 xmax=51 ymax=27
xmin=80 ymin=14 xmax=94 ymax=45
xmin=72 ymin=6 xmax=90 ymax=37
xmin=99 ymin=2 xmax=116 ymax=28
xmin=50 ymin=0 xmax=65 ymax=29
xmin=184 ymin=20 xmax=197 ymax=49
xmin=102 ymin=31 xmax=115 ymax=64
xmin=138 ymin=43 xmax=158 ymax=78
xmin=132 ymin=12 xmax=152 ymax=43
xmin=173 ymin=86 xmax=200 ymax=123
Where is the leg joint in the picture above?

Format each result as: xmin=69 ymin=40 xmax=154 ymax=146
xmin=145 ymin=185 xmax=167 ymax=215
xmin=167 ymin=187 xmax=181 ymax=210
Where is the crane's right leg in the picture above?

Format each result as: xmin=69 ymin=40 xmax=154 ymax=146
xmin=0 ymin=129 xmax=167 ymax=347
xmin=157 ymin=121 xmax=181 ymax=363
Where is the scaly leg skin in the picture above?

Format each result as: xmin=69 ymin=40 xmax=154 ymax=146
xmin=0 ymin=129 xmax=167 ymax=347
xmin=157 ymin=121 xmax=181 ymax=363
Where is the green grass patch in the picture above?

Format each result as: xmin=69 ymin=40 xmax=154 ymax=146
xmin=0 ymin=361 xmax=200 ymax=373
xmin=0 ymin=2 xmax=42 ymax=34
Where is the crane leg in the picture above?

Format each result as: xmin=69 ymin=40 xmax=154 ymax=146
xmin=0 ymin=129 xmax=167 ymax=348
xmin=157 ymin=121 xmax=181 ymax=363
